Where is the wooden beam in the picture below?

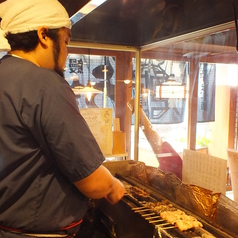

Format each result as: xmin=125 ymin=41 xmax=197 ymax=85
xmin=115 ymin=52 xmax=133 ymax=159
xmin=187 ymin=58 xmax=199 ymax=150
xmin=228 ymin=88 xmax=237 ymax=149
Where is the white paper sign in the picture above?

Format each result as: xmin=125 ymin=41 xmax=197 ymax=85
xmin=183 ymin=149 xmax=227 ymax=194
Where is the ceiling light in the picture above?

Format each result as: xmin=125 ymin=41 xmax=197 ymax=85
xmin=70 ymin=0 xmax=107 ymax=25
xmin=124 ymin=79 xmax=131 ymax=84
xmin=80 ymin=0 xmax=106 ymax=15
xmin=72 ymin=80 xmax=103 ymax=101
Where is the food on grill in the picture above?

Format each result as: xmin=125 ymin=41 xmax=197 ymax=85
xmin=135 ymin=199 xmax=203 ymax=231
xmin=160 ymin=209 xmax=203 ymax=231
xmin=142 ymin=200 xmax=175 ymax=213
xmin=115 ymin=167 xmax=238 ymax=237
xmin=125 ymin=184 xmax=204 ymax=231
xmin=126 ymin=185 xmax=150 ymax=199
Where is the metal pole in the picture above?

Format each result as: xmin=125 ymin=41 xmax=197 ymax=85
xmin=134 ymin=48 xmax=141 ymax=161
xmin=103 ymin=62 xmax=107 ymax=108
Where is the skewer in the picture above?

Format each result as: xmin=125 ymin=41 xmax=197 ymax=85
xmin=133 ymin=208 xmax=152 ymax=213
xmin=145 ymin=216 xmax=161 ymax=220
xmin=157 ymin=226 xmax=175 ymax=230
xmin=155 ymin=223 xmax=172 ymax=227
xmin=148 ymin=220 xmax=166 ymax=224
xmin=141 ymin=213 xmax=156 ymax=217
xmin=132 ymin=206 xmax=147 ymax=210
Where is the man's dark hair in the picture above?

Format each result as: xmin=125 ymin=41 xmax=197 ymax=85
xmin=5 ymin=28 xmax=60 ymax=52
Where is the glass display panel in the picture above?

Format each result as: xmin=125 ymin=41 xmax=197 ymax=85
xmin=139 ymin=28 xmax=238 ymax=200
xmin=65 ymin=53 xmax=116 ymax=115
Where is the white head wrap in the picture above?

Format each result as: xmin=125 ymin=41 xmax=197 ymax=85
xmin=0 ymin=0 xmax=71 ymax=52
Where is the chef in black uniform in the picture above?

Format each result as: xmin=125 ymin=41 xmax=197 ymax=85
xmin=0 ymin=0 xmax=125 ymax=237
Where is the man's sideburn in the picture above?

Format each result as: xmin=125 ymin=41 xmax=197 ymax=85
xmin=52 ymin=34 xmax=64 ymax=77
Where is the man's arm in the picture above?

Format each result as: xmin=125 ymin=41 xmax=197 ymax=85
xmin=74 ymin=165 xmax=125 ymax=204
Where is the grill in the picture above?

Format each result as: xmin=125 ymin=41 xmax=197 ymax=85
xmin=78 ymin=161 xmax=238 ymax=238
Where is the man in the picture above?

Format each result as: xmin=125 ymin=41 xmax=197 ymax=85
xmin=0 ymin=0 xmax=125 ymax=237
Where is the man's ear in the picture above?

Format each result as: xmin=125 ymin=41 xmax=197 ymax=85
xmin=37 ymin=26 xmax=50 ymax=48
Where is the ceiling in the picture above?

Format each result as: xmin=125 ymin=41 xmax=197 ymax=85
xmin=65 ymin=0 xmax=237 ymax=47
xmin=62 ymin=0 xmax=238 ymax=64
xmin=1 ymin=0 xmax=238 ymax=57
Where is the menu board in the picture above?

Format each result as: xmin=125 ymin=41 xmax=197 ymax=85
xmin=182 ymin=149 xmax=227 ymax=194
xmin=80 ymin=108 xmax=112 ymax=156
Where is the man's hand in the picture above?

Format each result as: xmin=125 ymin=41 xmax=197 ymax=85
xmin=104 ymin=177 xmax=125 ymax=204
xmin=74 ymin=165 xmax=125 ymax=204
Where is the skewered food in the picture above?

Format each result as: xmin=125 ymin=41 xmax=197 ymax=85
xmin=124 ymin=184 xmax=203 ymax=231
xmin=160 ymin=209 xmax=203 ymax=231
xmin=142 ymin=200 xmax=175 ymax=213
xmin=126 ymin=184 xmax=150 ymax=199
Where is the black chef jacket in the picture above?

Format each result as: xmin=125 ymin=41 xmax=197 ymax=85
xmin=0 ymin=55 xmax=105 ymax=234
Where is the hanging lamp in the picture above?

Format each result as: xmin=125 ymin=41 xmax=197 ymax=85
xmin=72 ymin=49 xmax=103 ymax=101
xmin=73 ymin=80 xmax=103 ymax=101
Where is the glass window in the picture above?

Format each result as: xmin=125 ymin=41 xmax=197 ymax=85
xmin=138 ymin=28 xmax=238 ymax=193
xmin=65 ymin=53 xmax=116 ymax=114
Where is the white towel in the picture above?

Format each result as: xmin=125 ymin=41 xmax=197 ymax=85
xmin=0 ymin=28 xmax=10 ymax=52
xmin=0 ymin=0 xmax=71 ymax=52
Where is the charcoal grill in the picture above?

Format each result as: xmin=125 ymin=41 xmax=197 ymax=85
xmin=77 ymin=161 xmax=238 ymax=238
xmin=93 ymin=173 xmax=234 ymax=238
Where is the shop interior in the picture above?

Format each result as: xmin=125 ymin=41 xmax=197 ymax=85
xmin=1 ymin=1 xmax=238 ymax=236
